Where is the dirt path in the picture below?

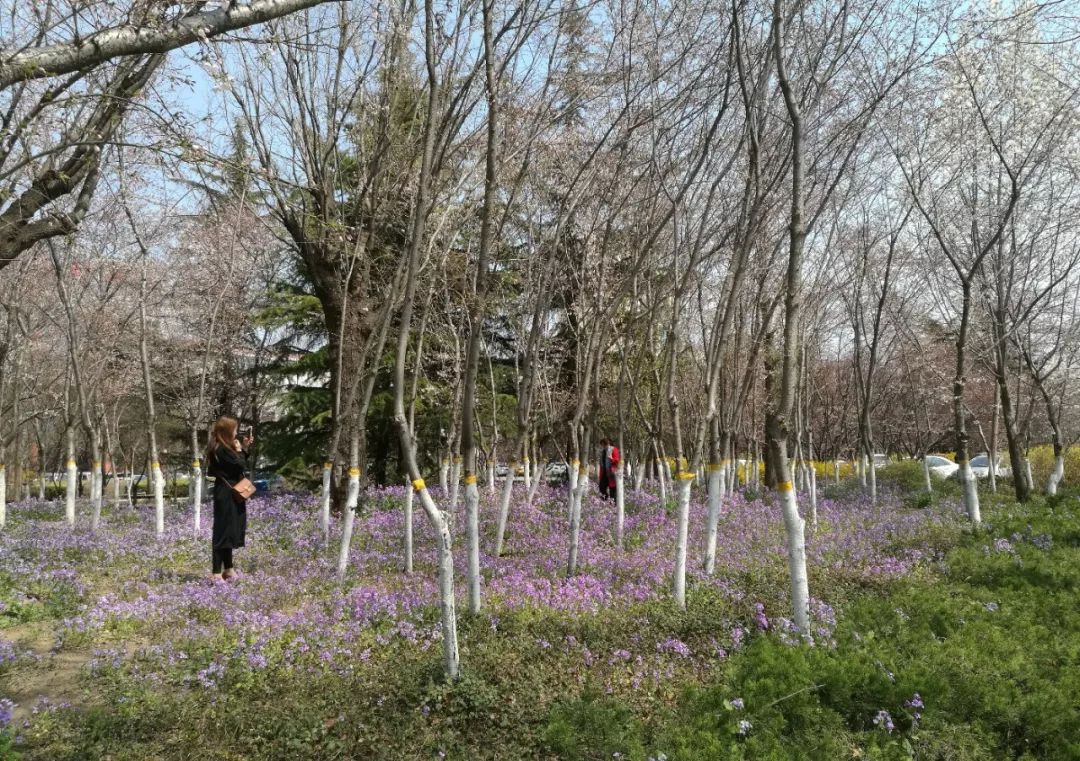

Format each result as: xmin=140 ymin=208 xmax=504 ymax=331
xmin=1 ymin=622 xmax=92 ymax=724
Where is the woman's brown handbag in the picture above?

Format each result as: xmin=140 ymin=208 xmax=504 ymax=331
xmin=220 ymin=475 xmax=256 ymax=501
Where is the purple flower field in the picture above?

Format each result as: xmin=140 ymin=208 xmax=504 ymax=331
xmin=0 ymin=483 xmax=966 ymax=754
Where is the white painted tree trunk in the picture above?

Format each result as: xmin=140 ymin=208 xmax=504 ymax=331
xmin=523 ymin=458 xmax=531 ymax=490
xmin=404 ymin=477 xmax=414 ymax=573
xmin=703 ymin=464 xmax=724 ymax=575
xmin=38 ymin=474 xmax=46 ymax=502
xmin=566 ymin=486 xmax=580 ymax=575
xmin=922 ymin=456 xmax=933 ymax=494
xmin=192 ymin=458 xmax=203 ymax=532
xmin=152 ymin=461 xmax=165 ymax=535
xmin=858 ymin=455 xmax=866 ymax=488
xmin=320 ymin=462 xmax=332 ymax=542
xmin=633 ymin=460 xmax=645 ymax=491
xmin=465 ymin=476 xmax=481 ymax=614
xmin=493 ymin=463 xmax=515 ymax=557
xmin=809 ymin=467 xmax=818 ymax=528
xmin=527 ymin=466 xmax=542 ymax=505
xmin=566 ymin=465 xmax=578 ymax=522
xmin=487 ymin=461 xmax=496 ymax=495
xmin=415 ymin=484 xmax=460 ymax=679
xmin=778 ymin=481 xmax=810 ymax=635
xmin=614 ymin=468 xmax=626 ymax=550
xmin=89 ymin=459 xmax=103 ymax=531
xmin=65 ymin=456 xmax=77 ymax=526
xmin=673 ymin=473 xmax=693 ymax=608
xmin=1047 ymin=455 xmax=1064 ymax=496
xmin=449 ymin=458 xmax=462 ymax=511
xmin=1025 ymin=459 xmax=1033 ymax=492
xmin=0 ymin=464 xmax=6 ymax=529
xmin=568 ymin=459 xmax=579 ymax=492
xmin=657 ymin=460 xmax=668 ymax=504
xmin=834 ymin=459 xmax=840 ymax=484
xmin=960 ymin=461 xmax=980 ymax=524
xmin=868 ymin=458 xmax=877 ymax=506
xmin=439 ymin=459 xmax=449 ymax=492
xmin=336 ymin=467 xmax=361 ymax=579
xmin=566 ymin=465 xmax=589 ymax=575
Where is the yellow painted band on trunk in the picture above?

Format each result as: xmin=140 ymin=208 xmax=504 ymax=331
xmin=778 ymin=480 xmax=793 ymax=492
xmin=192 ymin=460 xmax=201 ymax=468
xmin=453 ymin=456 xmax=463 ymax=464
xmin=412 ymin=478 xmax=426 ymax=492
xmin=0 ymin=464 xmax=5 ymax=471
xmin=151 ymin=462 xmax=160 ymax=470
xmin=707 ymin=463 xmax=722 ymax=472
xmin=957 ymin=459 xmax=967 ymax=465
xmin=323 ymin=462 xmax=332 ymax=470
xmin=463 ymin=474 xmax=477 ymax=485
xmin=676 ymin=471 xmax=696 ymax=481
xmin=348 ymin=467 xmax=360 ymax=478
xmin=571 ymin=459 xmax=580 ymax=466
xmin=92 ymin=461 xmax=102 ymax=469
xmin=523 ymin=458 xmax=530 ymax=463
xmin=66 ymin=460 xmax=76 ymax=468
xmin=579 ymin=466 xmax=589 ymax=475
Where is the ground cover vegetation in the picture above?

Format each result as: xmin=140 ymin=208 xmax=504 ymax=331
xmin=1 ymin=470 xmax=1077 ymax=759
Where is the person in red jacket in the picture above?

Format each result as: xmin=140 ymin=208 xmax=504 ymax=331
xmin=598 ymin=438 xmax=621 ymax=500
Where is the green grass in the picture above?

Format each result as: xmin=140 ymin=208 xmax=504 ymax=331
xmin=542 ymin=497 xmax=1080 ymax=761
xmin=7 ymin=495 xmax=1080 ymax=760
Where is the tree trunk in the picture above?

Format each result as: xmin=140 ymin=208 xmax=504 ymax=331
xmin=65 ymin=427 xmax=77 ymax=526
xmin=493 ymin=463 xmax=515 ymax=557
xmin=387 ymin=0 xmax=459 ymax=678
xmin=769 ymin=2 xmax=811 ymax=635
xmin=336 ymin=437 xmax=361 ymax=580
xmin=953 ymin=283 xmax=980 ymax=524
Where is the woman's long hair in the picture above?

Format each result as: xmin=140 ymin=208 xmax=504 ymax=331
xmin=206 ymin=416 xmax=238 ymax=463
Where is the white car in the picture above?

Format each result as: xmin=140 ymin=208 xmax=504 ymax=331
xmin=969 ymin=454 xmax=1011 ymax=479
xmin=924 ymin=455 xmax=959 ymax=479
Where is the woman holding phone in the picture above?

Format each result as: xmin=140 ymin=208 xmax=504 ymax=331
xmin=205 ymin=416 xmax=253 ymax=581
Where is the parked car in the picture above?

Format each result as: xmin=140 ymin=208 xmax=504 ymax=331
xmin=544 ymin=461 xmax=569 ymax=485
xmin=252 ymin=473 xmax=285 ymax=494
xmin=924 ymin=455 xmax=959 ymax=479
xmin=493 ymin=464 xmax=525 ymax=481
xmin=968 ymin=454 xmax=1011 ymax=479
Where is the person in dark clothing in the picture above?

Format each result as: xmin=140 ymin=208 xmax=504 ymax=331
xmin=598 ymin=438 xmax=612 ymax=500
xmin=205 ymin=415 xmax=252 ymax=581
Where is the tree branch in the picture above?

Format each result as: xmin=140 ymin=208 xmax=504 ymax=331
xmin=0 ymin=0 xmax=340 ymax=90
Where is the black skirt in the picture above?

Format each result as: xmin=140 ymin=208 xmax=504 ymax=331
xmin=211 ymin=479 xmax=247 ymax=549
xmin=208 ymin=445 xmax=248 ymax=550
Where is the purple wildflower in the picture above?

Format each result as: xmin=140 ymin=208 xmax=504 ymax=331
xmin=872 ymin=710 xmax=895 ymax=732
xmin=753 ymin=602 xmax=770 ymax=630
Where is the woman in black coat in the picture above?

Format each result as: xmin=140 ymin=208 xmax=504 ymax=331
xmin=205 ymin=416 xmax=252 ymax=581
